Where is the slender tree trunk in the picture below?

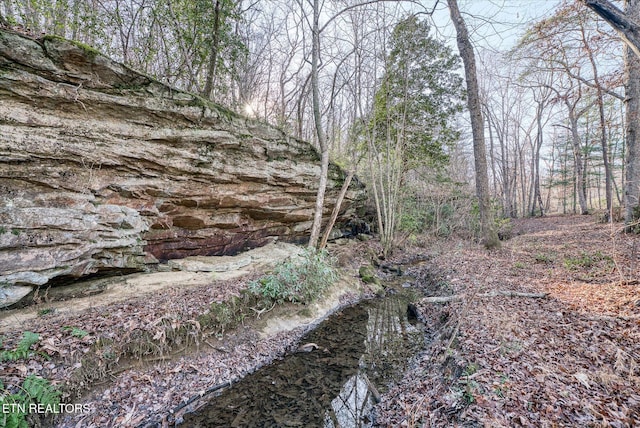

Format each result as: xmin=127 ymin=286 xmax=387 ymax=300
xmin=568 ymin=112 xmax=589 ymax=214
xmin=484 ymin=106 xmax=498 ymax=196
xmin=53 ymin=0 xmax=68 ymax=36
xmin=308 ymin=0 xmax=330 ymax=248
xmin=203 ymin=0 xmax=223 ymax=100
xmin=625 ymin=0 xmax=640 ymax=228
xmin=447 ymin=0 xmax=500 ymax=248
xmin=532 ymin=101 xmax=545 ymax=216
xmin=319 ymin=170 xmax=354 ymax=249
xmin=581 ymin=24 xmax=614 ymax=219
xmin=2 ymin=0 xmax=13 ymax=24
xmin=580 ymin=0 xmax=640 ymax=227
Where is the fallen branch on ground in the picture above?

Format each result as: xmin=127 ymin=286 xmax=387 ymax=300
xmin=422 ymin=290 xmax=549 ymax=303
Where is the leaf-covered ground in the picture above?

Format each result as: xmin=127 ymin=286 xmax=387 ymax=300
xmin=2 ymin=215 xmax=638 ymax=427
xmin=375 ymin=215 xmax=640 ymax=427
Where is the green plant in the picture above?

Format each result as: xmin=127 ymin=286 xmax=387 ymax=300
xmin=534 ymin=253 xmax=554 ymax=264
xmin=0 ymin=331 xmax=60 ymax=427
xmin=37 ymin=308 xmax=55 ymax=316
xmin=494 ymin=373 xmax=510 ymax=398
xmin=462 ymin=388 xmax=475 ymax=404
xmin=463 ymin=363 xmax=478 ymax=377
xmin=0 ymin=331 xmax=40 ymax=362
xmin=513 ymin=261 xmax=526 ymax=269
xmin=563 ymin=251 xmax=613 ymax=270
xmin=248 ymin=248 xmax=337 ymax=305
xmin=0 ymin=375 xmax=61 ymax=427
xmin=198 ymin=290 xmax=255 ymax=336
xmin=63 ymin=327 xmax=89 ymax=338
xmin=11 ymin=228 xmax=20 ymax=236
xmin=0 ymin=226 xmax=6 ymax=235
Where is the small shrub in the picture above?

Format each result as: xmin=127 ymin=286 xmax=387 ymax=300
xmin=199 ymin=290 xmax=256 ymax=335
xmin=37 ymin=308 xmax=55 ymax=317
xmin=534 ymin=253 xmax=554 ymax=264
xmin=249 ymin=248 xmax=337 ymax=305
xmin=563 ymin=251 xmax=613 ymax=270
xmin=463 ymin=363 xmax=479 ymax=376
xmin=496 ymin=217 xmax=513 ymax=240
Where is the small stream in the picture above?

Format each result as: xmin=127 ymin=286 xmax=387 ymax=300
xmin=179 ymin=289 xmax=424 ymax=427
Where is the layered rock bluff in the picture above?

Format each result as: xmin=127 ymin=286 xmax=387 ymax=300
xmin=0 ymin=29 xmax=365 ymax=306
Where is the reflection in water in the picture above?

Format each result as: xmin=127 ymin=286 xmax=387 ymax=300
xmin=324 ymin=297 xmax=421 ymax=428
xmin=179 ymin=293 xmax=423 ymax=427
xmin=324 ymin=373 xmax=374 ymax=428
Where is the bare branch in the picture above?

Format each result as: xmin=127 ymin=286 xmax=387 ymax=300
xmin=580 ymin=0 xmax=640 ymax=58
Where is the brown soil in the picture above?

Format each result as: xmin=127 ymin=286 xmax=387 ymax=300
xmin=375 ymin=215 xmax=640 ymax=427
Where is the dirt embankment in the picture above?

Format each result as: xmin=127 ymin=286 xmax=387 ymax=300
xmin=375 ymin=215 xmax=640 ymax=427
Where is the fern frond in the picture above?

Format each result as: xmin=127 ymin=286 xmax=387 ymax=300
xmin=0 ymin=332 xmax=40 ymax=362
xmin=16 ymin=331 xmax=39 ymax=353
xmin=22 ymin=375 xmax=61 ymax=407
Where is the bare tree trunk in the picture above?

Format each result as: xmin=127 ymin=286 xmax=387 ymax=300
xmin=531 ymin=99 xmax=545 ymax=216
xmin=568 ymin=111 xmax=589 ymax=214
xmin=203 ymin=0 xmax=223 ymax=100
xmin=625 ymin=0 xmax=640 ymax=228
xmin=319 ymin=170 xmax=354 ymax=249
xmin=53 ymin=0 xmax=68 ymax=36
xmin=308 ymin=0 xmax=330 ymax=248
xmin=580 ymin=0 xmax=640 ymax=227
xmin=483 ymin=105 xmax=499 ymax=196
xmin=447 ymin=0 xmax=500 ymax=248
xmin=581 ymin=28 xmax=614 ymax=219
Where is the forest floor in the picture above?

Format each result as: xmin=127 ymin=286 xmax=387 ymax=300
xmin=375 ymin=214 xmax=640 ymax=427
xmin=1 ymin=215 xmax=639 ymax=427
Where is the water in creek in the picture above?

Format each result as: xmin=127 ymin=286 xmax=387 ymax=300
xmin=179 ymin=291 xmax=424 ymax=427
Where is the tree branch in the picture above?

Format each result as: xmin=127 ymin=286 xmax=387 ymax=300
xmin=421 ymin=290 xmax=549 ymax=303
xmin=580 ymin=0 xmax=640 ymax=58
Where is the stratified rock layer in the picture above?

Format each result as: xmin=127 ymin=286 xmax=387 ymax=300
xmin=0 ymin=29 xmax=365 ymax=304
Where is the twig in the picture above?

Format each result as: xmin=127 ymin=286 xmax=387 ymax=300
xmin=422 ymin=290 xmax=549 ymax=303
xmin=249 ymin=302 xmax=276 ymax=319
xmin=73 ymin=82 xmax=87 ymax=111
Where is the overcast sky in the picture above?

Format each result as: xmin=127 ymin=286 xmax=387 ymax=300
xmin=428 ymin=0 xmax=562 ymax=51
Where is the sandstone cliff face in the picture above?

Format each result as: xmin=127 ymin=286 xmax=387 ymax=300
xmin=0 ymin=29 xmax=365 ymax=306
